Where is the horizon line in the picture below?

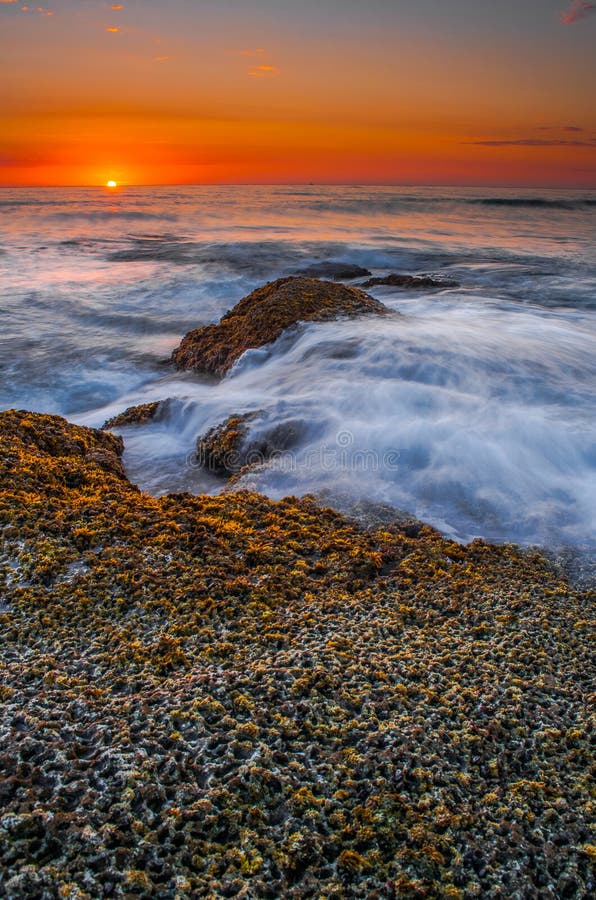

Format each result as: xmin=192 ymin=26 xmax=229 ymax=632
xmin=0 ymin=181 xmax=595 ymax=191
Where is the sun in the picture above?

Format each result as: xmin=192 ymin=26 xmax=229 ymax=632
xmin=106 ymin=180 xmax=118 ymax=188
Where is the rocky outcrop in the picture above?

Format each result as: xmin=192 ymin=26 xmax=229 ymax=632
xmin=0 ymin=409 xmax=593 ymax=898
xmin=362 ymin=273 xmax=459 ymax=289
xmin=196 ymin=411 xmax=308 ymax=477
xmin=103 ymin=400 xmax=162 ymax=429
xmin=293 ymin=262 xmax=372 ymax=280
xmin=171 ymin=276 xmax=390 ymax=377
xmin=1 ymin=408 xmax=126 ymax=482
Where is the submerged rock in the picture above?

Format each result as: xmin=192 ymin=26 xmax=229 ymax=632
xmin=196 ymin=412 xmax=261 ymax=476
xmin=197 ymin=411 xmax=308 ymax=477
xmin=171 ymin=276 xmax=390 ymax=377
xmin=314 ymin=490 xmax=426 ymax=536
xmin=362 ymin=272 xmax=459 ymax=289
xmin=293 ymin=261 xmax=372 ymax=280
xmin=103 ymin=400 xmax=163 ymax=429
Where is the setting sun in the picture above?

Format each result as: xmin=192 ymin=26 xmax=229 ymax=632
xmin=106 ymin=180 xmax=118 ymax=188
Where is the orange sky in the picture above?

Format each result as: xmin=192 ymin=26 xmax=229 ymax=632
xmin=1 ymin=0 xmax=595 ymax=187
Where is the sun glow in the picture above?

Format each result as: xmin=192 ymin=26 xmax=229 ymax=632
xmin=106 ymin=180 xmax=118 ymax=188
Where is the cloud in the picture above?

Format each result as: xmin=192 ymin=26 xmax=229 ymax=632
xmin=12 ymin=3 xmax=54 ymax=13
xmin=154 ymin=55 xmax=169 ymax=62
xmin=248 ymin=64 xmax=279 ymax=77
xmin=466 ymin=138 xmax=596 ymax=147
xmin=105 ymin=26 xmax=119 ymax=32
xmin=240 ymin=48 xmax=266 ymax=57
xmin=561 ymin=1 xmax=596 ymax=24
xmin=537 ymin=125 xmax=584 ymax=132
xmin=111 ymin=3 xmax=123 ymax=8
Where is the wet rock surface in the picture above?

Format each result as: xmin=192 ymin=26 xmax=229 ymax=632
xmin=103 ymin=401 xmax=163 ymax=429
xmin=171 ymin=276 xmax=391 ymax=377
xmin=196 ymin=411 xmax=263 ymax=477
xmin=361 ymin=273 xmax=459 ymax=289
xmin=0 ymin=409 xmax=594 ymax=898
xmin=196 ymin=411 xmax=309 ymax=478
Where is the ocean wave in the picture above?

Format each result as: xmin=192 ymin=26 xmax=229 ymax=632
xmin=236 ymin=194 xmax=596 ymax=216
xmin=106 ymin=238 xmax=351 ymax=271
xmin=470 ymin=198 xmax=596 ymax=209
xmin=113 ymin=304 xmax=596 ymax=550
xmin=48 ymin=210 xmax=180 ymax=222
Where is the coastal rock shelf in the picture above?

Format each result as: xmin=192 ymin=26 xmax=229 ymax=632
xmin=171 ymin=276 xmax=391 ymax=377
xmin=0 ymin=410 xmax=594 ymax=898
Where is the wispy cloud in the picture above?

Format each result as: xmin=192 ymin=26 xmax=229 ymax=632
xmin=154 ymin=55 xmax=169 ymax=62
xmin=537 ymin=125 xmax=584 ymax=132
xmin=561 ymin=1 xmax=596 ymax=24
xmin=240 ymin=48 xmax=266 ymax=57
xmin=248 ymin=64 xmax=279 ymax=77
xmin=467 ymin=138 xmax=596 ymax=147
xmin=1 ymin=0 xmax=53 ymax=9
xmin=105 ymin=26 xmax=119 ymax=33
xmin=14 ymin=4 xmax=54 ymax=13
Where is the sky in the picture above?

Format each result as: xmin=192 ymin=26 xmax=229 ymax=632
xmin=1 ymin=0 xmax=595 ymax=187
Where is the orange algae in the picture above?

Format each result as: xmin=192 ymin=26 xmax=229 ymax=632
xmin=0 ymin=410 xmax=593 ymax=897
xmin=171 ymin=276 xmax=391 ymax=376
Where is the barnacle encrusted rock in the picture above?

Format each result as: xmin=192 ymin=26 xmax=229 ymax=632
xmin=361 ymin=272 xmax=459 ymax=289
xmin=0 ymin=409 xmax=594 ymax=898
xmin=171 ymin=276 xmax=391 ymax=376
xmin=103 ymin=400 xmax=163 ymax=429
xmin=196 ymin=411 xmax=307 ymax=477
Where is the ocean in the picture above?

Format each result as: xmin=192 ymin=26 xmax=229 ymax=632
xmin=1 ymin=184 xmax=595 ymax=557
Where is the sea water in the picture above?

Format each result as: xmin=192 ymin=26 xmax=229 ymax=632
xmin=1 ymin=185 xmax=595 ymax=558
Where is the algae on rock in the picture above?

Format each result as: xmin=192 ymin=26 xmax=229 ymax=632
xmin=171 ymin=276 xmax=391 ymax=377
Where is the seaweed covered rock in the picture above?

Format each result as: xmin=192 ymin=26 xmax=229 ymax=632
xmin=171 ymin=276 xmax=390 ymax=377
xmin=196 ymin=412 xmax=262 ymax=476
xmin=196 ymin=411 xmax=308 ymax=477
xmin=0 ymin=409 xmax=594 ymax=898
xmin=0 ymin=408 xmax=126 ymax=483
xmin=362 ymin=272 xmax=459 ymax=289
xmin=103 ymin=400 xmax=163 ymax=429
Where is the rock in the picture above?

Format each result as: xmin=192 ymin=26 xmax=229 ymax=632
xmin=1 ymin=408 xmax=126 ymax=481
xmin=171 ymin=276 xmax=390 ymax=377
xmin=196 ymin=412 xmax=262 ymax=477
xmin=103 ymin=401 xmax=162 ymax=429
xmin=196 ymin=411 xmax=308 ymax=477
xmin=293 ymin=262 xmax=372 ymax=280
xmin=361 ymin=273 xmax=459 ymax=289
xmin=0 ymin=408 xmax=594 ymax=898
xmin=313 ymin=491 xmax=428 ymax=537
